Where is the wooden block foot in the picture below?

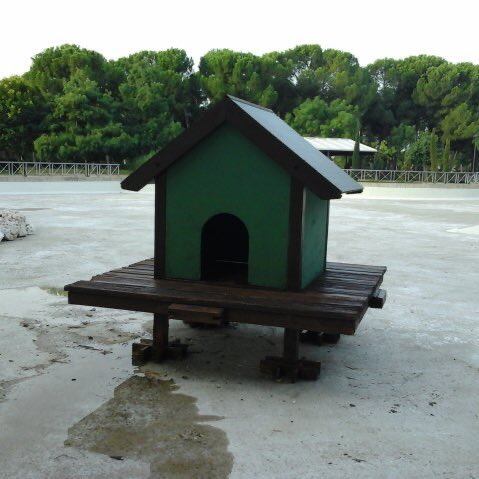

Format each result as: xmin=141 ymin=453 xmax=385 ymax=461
xmin=298 ymin=359 xmax=322 ymax=380
xmin=131 ymin=339 xmax=188 ymax=365
xmin=132 ymin=340 xmax=152 ymax=366
xmin=260 ymin=356 xmax=321 ymax=382
xmin=166 ymin=339 xmax=189 ymax=359
xmin=369 ymin=288 xmax=387 ymax=308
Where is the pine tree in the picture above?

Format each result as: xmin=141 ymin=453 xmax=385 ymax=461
xmin=429 ymin=129 xmax=439 ymax=171
xmin=351 ymin=121 xmax=361 ymax=169
xmin=442 ymin=137 xmax=451 ymax=171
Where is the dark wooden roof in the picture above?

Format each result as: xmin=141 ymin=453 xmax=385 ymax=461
xmin=121 ymin=95 xmax=363 ymax=199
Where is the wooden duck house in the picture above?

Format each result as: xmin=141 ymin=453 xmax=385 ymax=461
xmin=122 ymin=96 xmax=363 ymax=290
xmin=65 ymin=96 xmax=387 ymax=382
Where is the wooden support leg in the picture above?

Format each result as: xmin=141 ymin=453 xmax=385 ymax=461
xmin=260 ymin=328 xmax=321 ymax=382
xmin=284 ymin=328 xmax=299 ymax=362
xmin=282 ymin=329 xmax=300 ymax=382
xmin=152 ymin=313 xmax=169 ymax=361
xmin=131 ymin=313 xmax=188 ymax=365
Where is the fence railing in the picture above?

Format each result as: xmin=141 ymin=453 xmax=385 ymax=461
xmin=345 ymin=169 xmax=479 ymax=184
xmin=1 ymin=162 xmax=478 ymax=183
xmin=0 ymin=162 xmax=121 ymax=177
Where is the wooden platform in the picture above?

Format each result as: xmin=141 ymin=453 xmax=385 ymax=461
xmin=64 ymin=259 xmax=386 ymax=335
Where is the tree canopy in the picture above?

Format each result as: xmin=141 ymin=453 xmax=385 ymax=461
xmin=1 ymin=43 xmax=478 ymax=170
xmin=0 ymin=76 xmax=47 ymax=159
xmin=286 ymin=98 xmax=358 ymax=138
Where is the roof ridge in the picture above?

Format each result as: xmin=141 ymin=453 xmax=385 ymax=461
xmin=227 ymin=95 xmax=273 ymax=112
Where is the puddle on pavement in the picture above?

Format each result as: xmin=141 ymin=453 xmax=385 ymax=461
xmin=65 ymin=374 xmax=233 ymax=479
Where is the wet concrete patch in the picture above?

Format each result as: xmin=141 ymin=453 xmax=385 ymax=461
xmin=65 ymin=374 xmax=233 ymax=479
xmin=0 ymin=312 xmax=65 ymax=390
xmin=67 ymin=320 xmax=140 ymax=345
xmin=0 ymin=377 xmax=29 ymax=403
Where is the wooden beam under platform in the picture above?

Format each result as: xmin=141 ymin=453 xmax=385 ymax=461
xmin=169 ymin=303 xmax=225 ymax=327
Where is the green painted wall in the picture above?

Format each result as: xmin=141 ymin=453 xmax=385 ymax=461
xmin=165 ymin=123 xmax=291 ymax=288
xmin=301 ymin=189 xmax=329 ymax=288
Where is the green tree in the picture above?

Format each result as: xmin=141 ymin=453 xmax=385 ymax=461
xmin=390 ymin=123 xmax=416 ymax=169
xmin=414 ymin=62 xmax=479 ymax=154
xmin=0 ymin=76 xmax=47 ymax=159
xmin=371 ymin=140 xmax=396 ymax=169
xmin=285 ymin=97 xmax=358 ymax=137
xmin=441 ymin=102 xmax=479 ymax=142
xmin=3 ymin=43 xmax=479 ymax=168
xmin=26 ymin=44 xmax=114 ymax=97
xmin=115 ymin=49 xmax=201 ymax=128
xmin=351 ymin=123 xmax=361 ymax=169
xmin=403 ymin=131 xmax=432 ymax=170
xmin=115 ymin=51 xmax=192 ymax=158
xmin=291 ymin=48 xmax=376 ymax=122
xmin=367 ymin=55 xmax=446 ymax=136
xmin=34 ymin=71 xmax=131 ymax=162
xmin=473 ymin=135 xmax=479 ymax=172
xmin=442 ymin=137 xmax=452 ymax=171
xmin=429 ymin=129 xmax=439 ymax=170
xmin=198 ymin=49 xmax=283 ymax=109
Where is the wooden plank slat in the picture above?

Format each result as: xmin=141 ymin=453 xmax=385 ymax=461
xmin=90 ymin=272 xmax=368 ymax=307
xmin=67 ymin=280 xmax=363 ymax=320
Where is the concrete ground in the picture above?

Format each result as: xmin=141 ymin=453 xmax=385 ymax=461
xmin=0 ymin=182 xmax=478 ymax=479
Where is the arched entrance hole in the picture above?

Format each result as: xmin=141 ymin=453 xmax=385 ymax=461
xmin=201 ymin=213 xmax=249 ymax=284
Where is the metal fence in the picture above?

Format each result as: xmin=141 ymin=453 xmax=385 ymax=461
xmin=1 ymin=162 xmax=478 ymax=184
xmin=345 ymin=169 xmax=479 ymax=184
xmin=0 ymin=162 xmax=121 ymax=177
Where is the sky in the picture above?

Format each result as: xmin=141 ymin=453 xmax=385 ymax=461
xmin=1 ymin=0 xmax=478 ymax=79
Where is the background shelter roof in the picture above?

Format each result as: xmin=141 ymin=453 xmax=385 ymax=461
xmin=305 ymin=137 xmax=377 ymax=156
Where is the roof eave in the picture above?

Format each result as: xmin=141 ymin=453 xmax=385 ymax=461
xmin=121 ymin=101 xmax=228 ymax=191
xmin=343 ymin=185 xmax=364 ymax=195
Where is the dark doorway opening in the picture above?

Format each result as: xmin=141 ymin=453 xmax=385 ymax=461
xmin=201 ymin=213 xmax=249 ymax=284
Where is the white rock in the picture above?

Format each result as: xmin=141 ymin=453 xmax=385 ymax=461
xmin=18 ymin=223 xmax=27 ymax=237
xmin=4 ymin=224 xmax=19 ymax=240
xmin=0 ymin=210 xmax=34 ymax=242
